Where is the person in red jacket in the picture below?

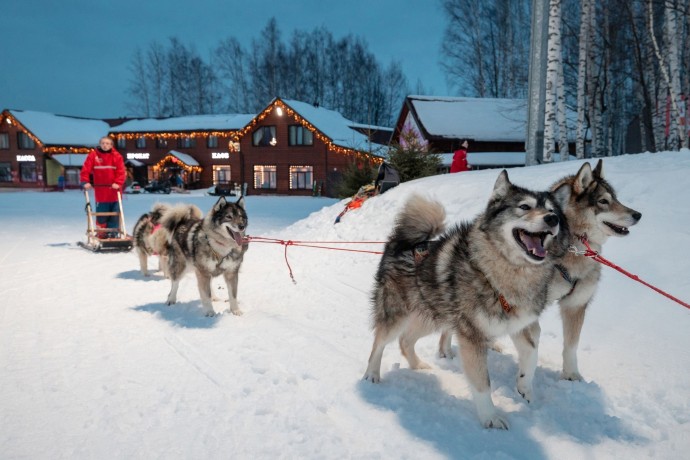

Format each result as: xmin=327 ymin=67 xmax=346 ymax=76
xmin=80 ymin=136 xmax=126 ymax=236
xmin=450 ymin=139 xmax=470 ymax=173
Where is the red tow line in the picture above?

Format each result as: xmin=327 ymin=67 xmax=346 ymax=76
xmin=574 ymin=235 xmax=690 ymax=310
xmin=244 ymin=236 xmax=384 ymax=283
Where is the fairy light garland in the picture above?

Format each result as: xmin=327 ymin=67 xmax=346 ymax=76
xmin=113 ymin=131 xmax=235 ymax=141
xmin=230 ymin=99 xmax=382 ymax=165
xmin=44 ymin=146 xmax=91 ymax=154
xmin=151 ymin=154 xmax=203 ymax=174
xmin=1 ymin=112 xmax=44 ymax=148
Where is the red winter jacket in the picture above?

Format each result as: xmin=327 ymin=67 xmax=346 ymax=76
xmin=80 ymin=147 xmax=126 ymax=202
xmin=450 ymin=148 xmax=469 ymax=173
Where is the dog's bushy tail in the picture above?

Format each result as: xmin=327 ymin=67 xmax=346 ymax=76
xmin=390 ymin=195 xmax=446 ymax=247
xmin=160 ymin=204 xmax=203 ymax=235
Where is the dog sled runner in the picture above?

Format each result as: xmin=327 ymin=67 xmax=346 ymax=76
xmin=78 ymin=188 xmax=133 ymax=252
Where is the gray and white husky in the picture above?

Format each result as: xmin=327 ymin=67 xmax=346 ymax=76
xmin=363 ymin=171 xmax=571 ymax=429
xmin=133 ymin=203 xmax=170 ymax=277
xmin=161 ymin=196 xmax=248 ymax=317
xmin=436 ymin=160 xmax=642 ymax=383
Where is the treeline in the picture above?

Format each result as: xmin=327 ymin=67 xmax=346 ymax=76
xmin=126 ymin=18 xmax=409 ymax=127
xmin=441 ymin=0 xmax=690 ymax=155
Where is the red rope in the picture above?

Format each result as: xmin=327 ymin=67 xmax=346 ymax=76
xmin=576 ymin=235 xmax=690 ymax=310
xmin=245 ymin=236 xmax=384 ymax=283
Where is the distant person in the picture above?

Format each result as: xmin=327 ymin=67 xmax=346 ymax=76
xmin=80 ymin=136 xmax=126 ymax=237
xmin=450 ymin=139 xmax=470 ymax=173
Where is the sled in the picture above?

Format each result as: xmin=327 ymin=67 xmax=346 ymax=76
xmin=78 ymin=188 xmax=133 ymax=252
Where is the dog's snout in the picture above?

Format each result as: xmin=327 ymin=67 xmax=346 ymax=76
xmin=238 ymin=223 xmax=246 ymax=231
xmin=632 ymin=211 xmax=642 ymax=221
xmin=543 ymin=213 xmax=559 ymax=228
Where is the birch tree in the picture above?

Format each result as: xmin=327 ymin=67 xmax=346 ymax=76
xmin=575 ymin=0 xmax=592 ymax=158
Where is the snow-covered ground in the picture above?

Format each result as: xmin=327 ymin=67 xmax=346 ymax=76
xmin=1 ymin=151 xmax=689 ymax=459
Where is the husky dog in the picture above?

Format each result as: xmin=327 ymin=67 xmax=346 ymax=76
xmin=438 ymin=160 xmax=642 ymax=385
xmin=133 ymin=203 xmax=171 ymax=277
xmin=363 ymin=171 xmax=571 ymax=429
xmin=161 ymin=196 xmax=248 ymax=317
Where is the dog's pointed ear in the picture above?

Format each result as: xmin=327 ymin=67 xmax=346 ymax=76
xmin=214 ymin=196 xmax=228 ymax=211
xmin=236 ymin=195 xmax=245 ymax=209
xmin=593 ymin=159 xmax=604 ymax=179
xmin=574 ymin=162 xmax=593 ymax=194
xmin=492 ymin=170 xmax=511 ymax=198
xmin=552 ymin=183 xmax=571 ymax=211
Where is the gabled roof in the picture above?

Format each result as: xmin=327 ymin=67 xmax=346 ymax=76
xmin=279 ymin=99 xmax=386 ymax=155
xmin=109 ymin=113 xmax=256 ymax=133
xmin=7 ymin=110 xmax=110 ymax=147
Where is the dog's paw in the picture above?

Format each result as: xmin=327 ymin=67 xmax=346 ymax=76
xmin=204 ymin=310 xmax=216 ymax=317
xmin=561 ymin=370 xmax=584 ymax=382
xmin=410 ymin=360 xmax=432 ymax=370
xmin=481 ymin=413 xmax=509 ymax=430
xmin=517 ymin=381 xmax=533 ymax=403
xmin=363 ymin=371 xmax=381 ymax=383
xmin=438 ymin=348 xmax=455 ymax=359
xmin=229 ymin=308 xmax=244 ymax=316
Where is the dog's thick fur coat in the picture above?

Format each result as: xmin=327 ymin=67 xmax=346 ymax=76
xmin=363 ymin=171 xmax=571 ymax=429
xmin=132 ymin=203 xmax=170 ymax=277
xmin=161 ymin=196 xmax=248 ymax=316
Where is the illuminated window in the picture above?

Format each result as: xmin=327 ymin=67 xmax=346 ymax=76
xmin=135 ymin=136 xmax=146 ymax=148
xmin=207 ymin=136 xmax=219 ymax=148
xmin=252 ymin=126 xmax=277 ymax=146
xmin=0 ymin=133 xmax=9 ymax=149
xmin=0 ymin=162 xmax=11 ymax=181
xmin=289 ymin=165 xmax=313 ymax=189
xmin=116 ymin=137 xmax=126 ymax=149
xmin=213 ymin=165 xmax=231 ymax=185
xmin=156 ymin=137 xmax=168 ymax=148
xmin=17 ymin=132 xmax=35 ymax=149
xmin=288 ymin=126 xmax=313 ymax=146
xmin=253 ymin=165 xmax=277 ymax=189
xmin=19 ymin=162 xmax=37 ymax=182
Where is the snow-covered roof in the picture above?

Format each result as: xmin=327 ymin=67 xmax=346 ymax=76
xmin=169 ymin=150 xmax=199 ymax=166
xmin=109 ymin=113 xmax=256 ymax=133
xmin=50 ymin=153 xmax=87 ymax=167
xmin=280 ymin=99 xmax=386 ymax=155
xmin=408 ymin=96 xmax=577 ymax=143
xmin=9 ymin=110 xmax=110 ymax=146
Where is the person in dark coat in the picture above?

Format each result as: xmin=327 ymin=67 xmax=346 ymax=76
xmin=80 ymin=136 xmax=126 ymax=236
xmin=450 ymin=139 xmax=470 ymax=173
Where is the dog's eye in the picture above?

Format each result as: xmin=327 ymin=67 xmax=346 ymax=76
xmin=598 ymin=199 xmax=609 ymax=205
xmin=519 ymin=204 xmax=531 ymax=211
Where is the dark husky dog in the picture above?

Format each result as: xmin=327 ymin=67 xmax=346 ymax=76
xmin=132 ymin=203 xmax=170 ymax=277
xmin=363 ymin=171 xmax=571 ymax=429
xmin=161 ymin=196 xmax=248 ymax=316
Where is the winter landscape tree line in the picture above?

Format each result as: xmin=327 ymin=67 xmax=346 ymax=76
xmin=127 ymin=1 xmax=689 ymax=157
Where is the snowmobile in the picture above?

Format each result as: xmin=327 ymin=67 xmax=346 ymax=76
xmin=78 ymin=188 xmax=133 ymax=252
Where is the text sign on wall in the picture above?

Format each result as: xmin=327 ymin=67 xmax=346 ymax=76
xmin=16 ymin=155 xmax=36 ymax=162
xmin=127 ymin=153 xmax=150 ymax=160
xmin=212 ymin=152 xmax=230 ymax=159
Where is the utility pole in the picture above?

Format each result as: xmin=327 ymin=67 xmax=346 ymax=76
xmin=525 ymin=0 xmax=551 ymax=166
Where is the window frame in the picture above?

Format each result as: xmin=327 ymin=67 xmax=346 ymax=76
xmin=288 ymin=125 xmax=314 ymax=146
xmin=289 ymin=165 xmax=314 ymax=190
xmin=207 ymin=135 xmax=219 ymax=148
xmin=253 ymin=165 xmax=277 ymax=189
xmin=0 ymin=133 xmax=9 ymax=149
xmin=252 ymin=126 xmax=277 ymax=147
xmin=17 ymin=132 xmax=36 ymax=150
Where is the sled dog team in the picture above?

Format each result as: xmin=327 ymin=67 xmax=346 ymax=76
xmin=133 ymin=160 xmax=641 ymax=429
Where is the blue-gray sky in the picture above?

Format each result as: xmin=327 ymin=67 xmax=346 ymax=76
xmin=0 ymin=0 xmax=449 ymax=119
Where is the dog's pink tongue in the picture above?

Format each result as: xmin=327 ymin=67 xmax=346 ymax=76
xmin=522 ymin=233 xmax=546 ymax=257
xmin=233 ymin=231 xmax=244 ymax=246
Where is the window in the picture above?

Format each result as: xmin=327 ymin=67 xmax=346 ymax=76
xmin=288 ymin=126 xmax=313 ymax=146
xmin=19 ymin=162 xmax=37 ymax=182
xmin=0 ymin=162 xmax=11 ymax=181
xmin=252 ymin=126 xmax=277 ymax=146
xmin=156 ymin=137 xmax=168 ymax=148
xmin=116 ymin=137 xmax=127 ymax=149
xmin=289 ymin=166 xmax=313 ymax=189
xmin=0 ymin=133 xmax=9 ymax=149
xmin=17 ymin=132 xmax=35 ymax=149
xmin=177 ymin=137 xmax=196 ymax=149
xmin=253 ymin=165 xmax=276 ymax=189
xmin=135 ymin=136 xmax=146 ymax=148
xmin=207 ymin=136 xmax=218 ymax=148
xmin=213 ymin=165 xmax=231 ymax=184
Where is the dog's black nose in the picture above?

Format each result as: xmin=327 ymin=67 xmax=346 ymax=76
xmin=632 ymin=211 xmax=642 ymax=221
xmin=543 ymin=213 xmax=559 ymax=227
xmin=238 ymin=224 xmax=246 ymax=231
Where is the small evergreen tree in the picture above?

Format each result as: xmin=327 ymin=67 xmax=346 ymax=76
xmin=387 ymin=127 xmax=440 ymax=182
xmin=334 ymin=161 xmax=375 ymax=198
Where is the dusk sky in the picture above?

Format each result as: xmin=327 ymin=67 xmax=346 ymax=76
xmin=1 ymin=0 xmax=450 ymax=120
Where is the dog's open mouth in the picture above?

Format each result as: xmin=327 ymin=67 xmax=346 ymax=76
xmin=604 ymin=221 xmax=630 ymax=235
xmin=513 ymin=228 xmax=551 ymax=261
xmin=227 ymin=227 xmax=245 ymax=246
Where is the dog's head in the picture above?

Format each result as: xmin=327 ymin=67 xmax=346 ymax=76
xmin=554 ymin=160 xmax=641 ymax=244
xmin=211 ymin=196 xmax=248 ymax=246
xmin=149 ymin=203 xmax=170 ymax=225
xmin=482 ymin=170 xmax=569 ymax=265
